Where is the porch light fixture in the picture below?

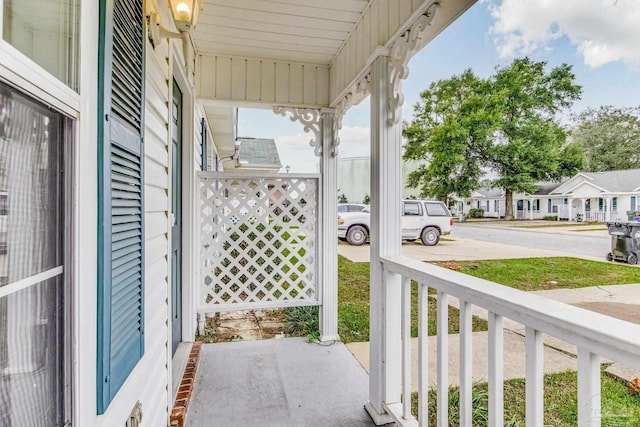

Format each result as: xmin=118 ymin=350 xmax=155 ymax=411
xmin=169 ymin=0 xmax=201 ymax=32
xmin=147 ymin=0 xmax=202 ymax=49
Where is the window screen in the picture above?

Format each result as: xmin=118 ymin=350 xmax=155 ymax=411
xmin=0 ymin=81 xmax=68 ymax=426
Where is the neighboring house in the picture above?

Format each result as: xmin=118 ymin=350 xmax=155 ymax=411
xmin=456 ymin=187 xmax=505 ymax=218
xmin=546 ymin=169 xmax=640 ymax=222
xmin=2 ymin=2 xmax=635 ymax=427
xmin=455 ymin=169 xmax=640 ymax=221
xmin=235 ymin=138 xmax=282 ymax=172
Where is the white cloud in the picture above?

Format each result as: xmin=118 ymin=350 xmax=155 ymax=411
xmin=489 ymin=0 xmax=640 ymax=69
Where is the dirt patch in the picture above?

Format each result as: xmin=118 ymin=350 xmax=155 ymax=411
xmin=196 ymin=309 xmax=288 ymax=343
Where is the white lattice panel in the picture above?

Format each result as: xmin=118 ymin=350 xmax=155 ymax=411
xmin=199 ymin=172 xmax=320 ymax=311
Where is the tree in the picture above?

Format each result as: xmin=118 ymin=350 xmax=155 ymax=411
xmin=404 ymin=58 xmax=584 ymax=219
xmin=487 ymin=58 xmax=583 ymax=219
xmin=571 ymin=106 xmax=640 ymax=172
xmin=403 ymin=69 xmax=500 ymax=205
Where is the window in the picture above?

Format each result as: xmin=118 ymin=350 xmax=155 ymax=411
xmin=548 ymin=199 xmax=552 ymax=213
xmin=476 ymin=200 xmax=480 ymax=208
xmin=632 ymin=196 xmax=637 ymax=211
xmin=403 ymin=201 xmax=422 ymax=216
xmin=3 ymin=0 xmax=80 ymax=89
xmin=486 ymin=200 xmax=490 ymax=212
xmin=612 ymin=197 xmax=618 ymax=212
xmin=494 ymin=200 xmax=499 ymax=212
xmin=0 ymin=81 xmax=70 ymax=426
xmin=424 ymin=202 xmax=449 ymax=216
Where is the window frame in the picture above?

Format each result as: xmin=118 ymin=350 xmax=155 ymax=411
xmin=0 ymin=78 xmax=75 ymax=427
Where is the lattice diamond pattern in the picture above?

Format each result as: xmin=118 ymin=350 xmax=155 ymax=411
xmin=200 ymin=173 xmax=319 ymax=309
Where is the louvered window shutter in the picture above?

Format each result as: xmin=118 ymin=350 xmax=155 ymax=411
xmin=97 ymin=0 xmax=145 ymax=413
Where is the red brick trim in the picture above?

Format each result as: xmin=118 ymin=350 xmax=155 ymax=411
xmin=169 ymin=342 xmax=202 ymax=427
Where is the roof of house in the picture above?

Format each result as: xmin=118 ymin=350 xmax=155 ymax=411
xmin=580 ymin=169 xmax=640 ymax=193
xmin=236 ymin=138 xmax=282 ymax=171
xmin=473 ymin=187 xmax=504 ymax=198
xmin=533 ymin=181 xmax=564 ymax=195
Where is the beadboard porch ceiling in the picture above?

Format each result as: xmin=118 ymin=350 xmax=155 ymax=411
xmin=193 ymin=0 xmax=370 ymax=64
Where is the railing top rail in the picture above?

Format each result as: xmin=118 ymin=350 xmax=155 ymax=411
xmin=198 ymin=171 xmax=320 ymax=180
xmin=381 ymin=255 xmax=640 ymax=370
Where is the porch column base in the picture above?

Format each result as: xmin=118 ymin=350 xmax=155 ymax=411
xmin=319 ymin=334 xmax=340 ymax=343
xmin=364 ymin=401 xmax=394 ymax=426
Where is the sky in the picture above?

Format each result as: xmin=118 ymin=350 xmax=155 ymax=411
xmin=238 ymin=0 xmax=640 ymax=173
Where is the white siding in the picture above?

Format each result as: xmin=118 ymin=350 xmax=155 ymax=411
xmin=196 ymin=54 xmax=330 ymax=107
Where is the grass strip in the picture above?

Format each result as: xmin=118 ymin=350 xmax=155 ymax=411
xmin=435 ymin=257 xmax=640 ymax=291
xmin=411 ymin=370 xmax=640 ymax=426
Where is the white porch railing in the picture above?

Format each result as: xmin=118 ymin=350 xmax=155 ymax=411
xmin=380 ymin=255 xmax=640 ymax=427
xmin=198 ymin=172 xmax=320 ymax=317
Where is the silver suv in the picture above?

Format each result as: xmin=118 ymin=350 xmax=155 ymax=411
xmin=337 ymin=200 xmax=453 ymax=246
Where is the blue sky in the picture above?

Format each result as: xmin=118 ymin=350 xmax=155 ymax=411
xmin=238 ymin=0 xmax=640 ymax=172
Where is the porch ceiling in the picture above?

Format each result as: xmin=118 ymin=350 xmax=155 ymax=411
xmin=193 ymin=0 xmax=370 ymax=64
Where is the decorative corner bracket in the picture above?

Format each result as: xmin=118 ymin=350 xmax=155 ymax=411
xmin=273 ymin=106 xmax=322 ymax=156
xmin=332 ymin=73 xmax=370 ymax=157
xmin=388 ymin=3 xmax=438 ymax=125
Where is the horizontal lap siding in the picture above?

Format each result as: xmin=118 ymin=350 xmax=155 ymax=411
xmin=140 ymin=35 xmax=171 ymax=425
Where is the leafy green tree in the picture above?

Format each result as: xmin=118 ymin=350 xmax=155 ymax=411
xmin=487 ymin=58 xmax=582 ymax=218
xmin=570 ymin=106 xmax=640 ymax=172
xmin=403 ymin=69 xmax=500 ymax=205
xmin=404 ymin=58 xmax=584 ymax=219
xmin=362 ymin=194 xmax=370 ymax=204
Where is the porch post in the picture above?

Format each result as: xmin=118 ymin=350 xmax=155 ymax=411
xmin=365 ymin=53 xmax=403 ymax=424
xmin=319 ymin=110 xmax=339 ymax=341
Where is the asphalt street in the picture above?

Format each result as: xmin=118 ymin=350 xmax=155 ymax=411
xmin=452 ymin=222 xmax=611 ymax=259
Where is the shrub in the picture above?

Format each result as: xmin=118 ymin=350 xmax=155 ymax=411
xmin=469 ymin=208 xmax=484 ymax=218
xmin=283 ymin=305 xmax=319 ymax=338
xmin=542 ymin=215 xmax=558 ymax=221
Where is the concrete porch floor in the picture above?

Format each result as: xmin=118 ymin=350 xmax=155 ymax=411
xmin=186 ymin=337 xmax=378 ymax=427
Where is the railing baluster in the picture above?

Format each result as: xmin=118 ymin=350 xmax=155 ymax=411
xmin=401 ymin=276 xmax=411 ymax=420
xmin=488 ymin=312 xmax=504 ymax=427
xmin=459 ymin=300 xmax=472 ymax=427
xmin=525 ymin=327 xmax=543 ymax=427
xmin=436 ymin=291 xmax=448 ymax=427
xmin=578 ymin=349 xmax=601 ymax=427
xmin=418 ymin=282 xmax=428 ymax=427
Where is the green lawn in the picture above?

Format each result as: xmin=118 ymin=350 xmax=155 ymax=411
xmin=338 ymin=256 xmax=487 ymax=343
xmin=434 ymin=257 xmax=640 ymax=291
xmin=412 ymin=369 xmax=640 ymax=426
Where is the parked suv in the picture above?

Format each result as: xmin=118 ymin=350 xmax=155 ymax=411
xmin=337 ymin=203 xmax=368 ymax=213
xmin=337 ymin=200 xmax=452 ymax=246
